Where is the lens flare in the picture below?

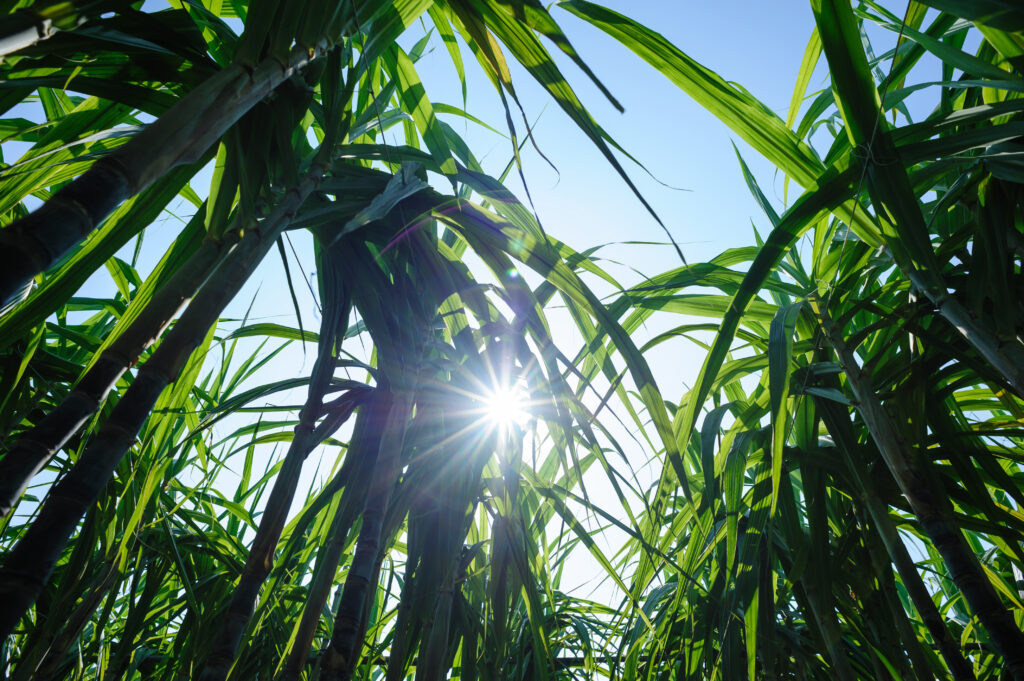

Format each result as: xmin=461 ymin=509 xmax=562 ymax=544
xmin=483 ymin=384 xmax=528 ymax=431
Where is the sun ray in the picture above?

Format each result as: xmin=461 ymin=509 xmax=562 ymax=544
xmin=483 ymin=384 xmax=528 ymax=432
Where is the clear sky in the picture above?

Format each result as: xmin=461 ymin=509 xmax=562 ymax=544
xmin=416 ymin=1 xmax=820 ymax=268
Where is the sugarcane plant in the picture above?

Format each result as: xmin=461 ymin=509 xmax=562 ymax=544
xmin=0 ymin=0 xmax=681 ymax=677
xmin=564 ymin=0 xmax=1024 ymax=678
xmin=5 ymin=0 xmax=1024 ymax=680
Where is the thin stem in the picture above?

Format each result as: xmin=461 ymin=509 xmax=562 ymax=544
xmin=817 ymin=397 xmax=976 ymax=681
xmin=199 ymin=310 xmax=356 ymax=681
xmin=279 ymin=396 xmax=385 ymax=681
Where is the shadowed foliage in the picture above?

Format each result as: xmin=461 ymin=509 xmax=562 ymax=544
xmin=2 ymin=1 xmax=1024 ymax=680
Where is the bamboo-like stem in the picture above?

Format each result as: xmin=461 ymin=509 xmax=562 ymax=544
xmin=0 ymin=167 xmax=324 ymax=640
xmin=382 ymin=427 xmax=461 ymax=681
xmin=381 ymin=561 xmax=417 ymax=681
xmin=916 ymin=285 xmax=1024 ymax=399
xmin=861 ymin=513 xmax=942 ymax=681
xmin=0 ymin=13 xmax=69 ymax=57
xmin=320 ymin=387 xmax=414 ymax=681
xmin=199 ymin=432 xmax=316 ymax=679
xmin=414 ymin=564 xmax=456 ymax=681
xmin=801 ymin=464 xmax=858 ymax=681
xmin=279 ymin=396 xmax=385 ymax=681
xmin=811 ymin=293 xmax=1024 ymax=680
xmin=802 ymin=569 xmax=856 ymax=681
xmin=199 ymin=297 xmax=355 ymax=681
xmin=816 ymin=397 xmax=977 ymax=681
xmin=0 ymin=39 xmax=331 ymax=306
xmin=0 ymin=227 xmax=241 ymax=518
xmin=0 ymin=0 xmax=122 ymax=57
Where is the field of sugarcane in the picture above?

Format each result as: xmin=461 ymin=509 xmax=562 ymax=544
xmin=2 ymin=0 xmax=1024 ymax=680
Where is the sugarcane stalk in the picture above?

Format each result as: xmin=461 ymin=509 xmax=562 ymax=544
xmin=382 ymin=406 xmax=456 ymax=681
xmin=917 ymin=286 xmax=1024 ymax=399
xmin=862 ymin=512 xmax=946 ymax=681
xmin=800 ymin=463 xmax=858 ymax=681
xmin=811 ymin=293 xmax=1024 ymax=680
xmin=280 ymin=395 xmax=385 ymax=681
xmin=414 ymin=564 xmax=457 ymax=681
xmin=381 ymin=563 xmax=417 ymax=681
xmin=0 ymin=165 xmax=324 ymax=641
xmin=0 ymin=13 xmax=68 ymax=57
xmin=0 ymin=1 xmax=142 ymax=57
xmin=320 ymin=386 xmax=415 ymax=681
xmin=199 ymin=300 xmax=355 ymax=681
xmin=0 ymin=223 xmax=242 ymax=518
xmin=199 ymin=431 xmax=316 ymax=681
xmin=0 ymin=38 xmax=331 ymax=306
xmin=816 ymin=396 xmax=977 ymax=681
xmin=802 ymin=566 xmax=857 ymax=681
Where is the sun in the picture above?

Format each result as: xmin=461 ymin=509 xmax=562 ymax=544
xmin=483 ymin=384 xmax=529 ymax=432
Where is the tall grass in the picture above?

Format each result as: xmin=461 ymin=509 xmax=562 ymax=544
xmin=2 ymin=1 xmax=1024 ymax=680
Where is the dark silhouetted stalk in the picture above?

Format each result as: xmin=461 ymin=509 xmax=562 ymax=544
xmin=0 ymin=40 xmax=330 ymax=306
xmin=0 ymin=0 xmax=129 ymax=57
xmin=0 ymin=166 xmax=325 ymax=640
xmin=199 ymin=293 xmax=357 ymax=681
xmin=105 ymin=556 xmax=168 ymax=681
xmin=816 ymin=395 xmax=977 ymax=681
xmin=414 ymin=563 xmax=456 ymax=681
xmin=801 ymin=463 xmax=857 ymax=681
xmin=321 ymin=387 xmax=413 ymax=681
xmin=280 ymin=395 xmax=386 ymax=681
xmin=0 ymin=224 xmax=243 ymax=518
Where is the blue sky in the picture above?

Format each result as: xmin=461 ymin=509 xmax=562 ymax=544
xmin=412 ymin=1 xmax=820 ymax=269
